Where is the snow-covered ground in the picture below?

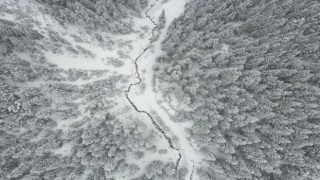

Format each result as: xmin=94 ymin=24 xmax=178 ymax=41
xmin=128 ymin=0 xmax=201 ymax=179
xmin=4 ymin=0 xmax=200 ymax=178
xmin=8 ymin=0 xmax=154 ymax=78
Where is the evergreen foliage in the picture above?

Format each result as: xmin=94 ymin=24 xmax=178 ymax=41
xmin=157 ymin=0 xmax=320 ymax=179
xmin=36 ymin=0 xmax=148 ymax=33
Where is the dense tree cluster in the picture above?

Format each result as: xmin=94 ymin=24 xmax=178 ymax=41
xmin=36 ymin=0 xmax=149 ymax=33
xmin=0 ymin=55 xmax=134 ymax=179
xmin=157 ymin=0 xmax=320 ymax=179
xmin=0 ymin=49 xmax=155 ymax=179
xmin=0 ymin=18 xmax=43 ymax=57
xmin=151 ymin=10 xmax=166 ymax=43
xmin=0 ymin=54 xmax=165 ymax=179
xmin=131 ymin=160 xmax=189 ymax=180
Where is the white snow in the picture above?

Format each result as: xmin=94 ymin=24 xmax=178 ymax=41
xmin=21 ymin=0 xmax=154 ymax=79
xmin=52 ymin=142 xmax=73 ymax=156
xmin=54 ymin=117 xmax=81 ymax=132
xmin=5 ymin=0 xmax=201 ymax=179
xmin=127 ymin=0 xmax=201 ymax=179
xmin=1 ymin=13 xmax=16 ymax=21
xmin=45 ymin=51 xmax=109 ymax=70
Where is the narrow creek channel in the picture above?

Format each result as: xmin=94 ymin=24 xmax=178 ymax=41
xmin=125 ymin=0 xmax=183 ymax=172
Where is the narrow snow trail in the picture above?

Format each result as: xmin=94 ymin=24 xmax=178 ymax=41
xmin=127 ymin=0 xmax=200 ymax=180
xmin=125 ymin=0 xmax=183 ymax=173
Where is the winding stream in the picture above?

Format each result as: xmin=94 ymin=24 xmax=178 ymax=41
xmin=125 ymin=0 xmax=182 ymax=172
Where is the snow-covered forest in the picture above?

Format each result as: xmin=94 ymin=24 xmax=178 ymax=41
xmin=1 ymin=0 xmax=320 ymax=179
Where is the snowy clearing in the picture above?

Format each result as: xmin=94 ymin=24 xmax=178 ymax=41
xmin=127 ymin=0 xmax=201 ymax=179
